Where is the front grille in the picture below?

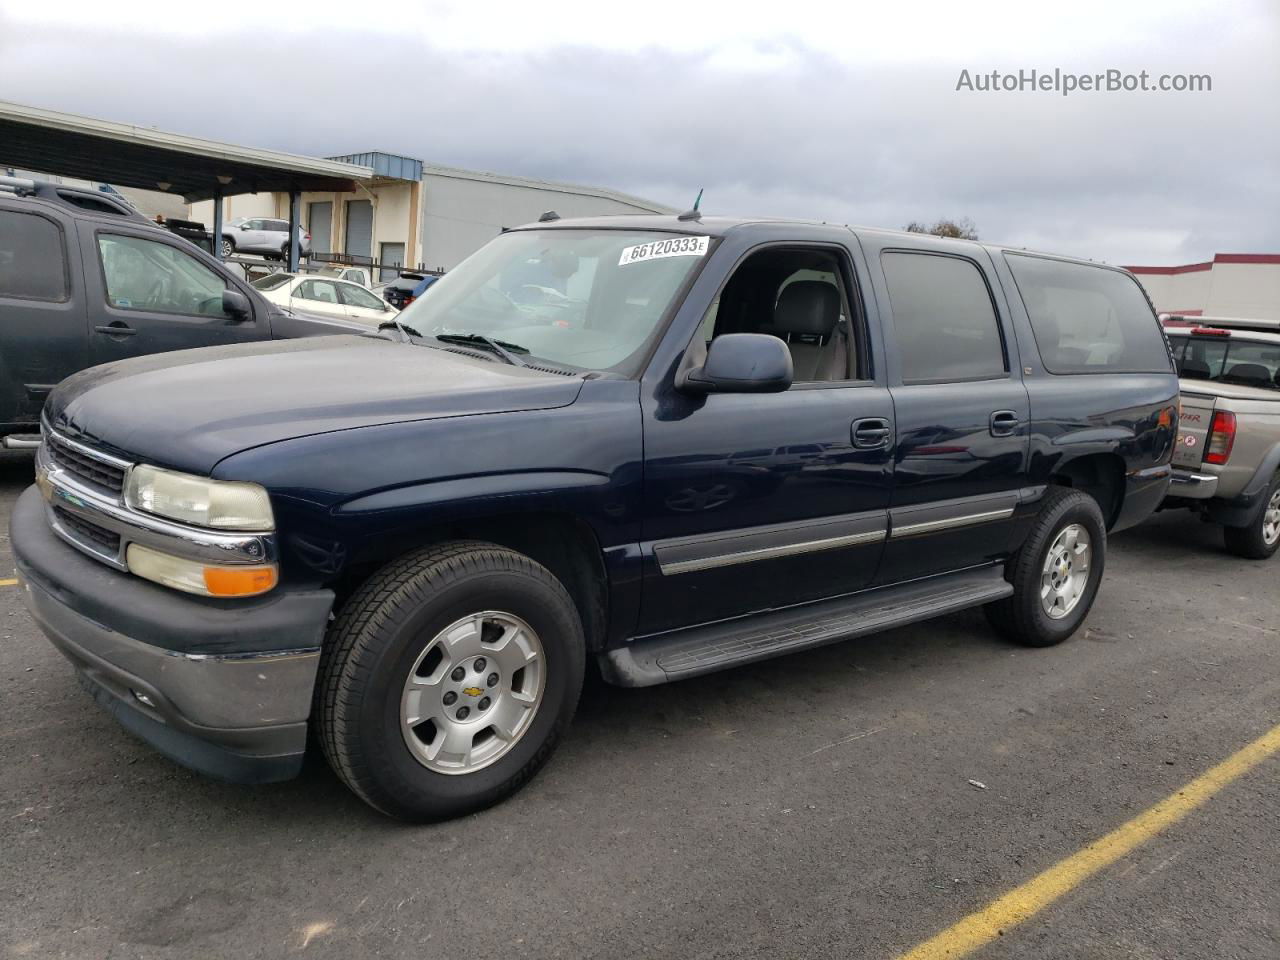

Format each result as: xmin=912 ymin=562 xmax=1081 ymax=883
xmin=53 ymin=506 xmax=122 ymax=555
xmin=47 ymin=434 xmax=127 ymax=493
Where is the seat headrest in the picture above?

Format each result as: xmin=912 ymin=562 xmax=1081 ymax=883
xmin=774 ymin=281 xmax=839 ymax=337
xmin=1225 ymin=362 xmax=1271 ymax=385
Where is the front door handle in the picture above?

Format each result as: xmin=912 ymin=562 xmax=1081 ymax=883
xmin=852 ymin=417 xmax=892 ymax=449
xmin=94 ymin=322 xmax=136 ymax=337
xmin=990 ymin=410 xmax=1020 ymax=436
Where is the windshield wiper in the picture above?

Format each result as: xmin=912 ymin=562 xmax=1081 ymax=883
xmin=434 ymin=333 xmax=530 ymax=367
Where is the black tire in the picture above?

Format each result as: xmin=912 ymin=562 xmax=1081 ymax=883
xmin=315 ymin=541 xmax=585 ymax=821
xmin=984 ymin=488 xmax=1107 ymax=647
xmin=1223 ymin=473 xmax=1280 ymax=560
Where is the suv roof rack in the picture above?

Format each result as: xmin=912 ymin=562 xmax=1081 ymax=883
xmin=0 ymin=176 xmax=147 ymax=220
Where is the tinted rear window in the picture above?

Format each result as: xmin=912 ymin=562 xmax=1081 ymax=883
xmin=251 ymin=274 xmax=293 ymax=290
xmin=1169 ymin=333 xmax=1280 ymax=390
xmin=882 ymin=251 xmax=1007 ymax=383
xmin=0 ymin=209 xmax=68 ymax=301
xmin=1006 ymin=253 xmax=1171 ymax=374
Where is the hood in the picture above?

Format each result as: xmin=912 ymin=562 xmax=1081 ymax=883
xmin=46 ymin=336 xmax=584 ymax=474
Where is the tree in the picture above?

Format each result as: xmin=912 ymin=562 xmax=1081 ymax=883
xmin=904 ymin=217 xmax=979 ymax=240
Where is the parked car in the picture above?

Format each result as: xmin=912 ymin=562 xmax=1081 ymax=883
xmin=250 ymin=272 xmax=399 ymax=325
xmin=380 ymin=271 xmax=438 ymax=309
xmin=0 ymin=176 xmax=366 ymax=447
xmin=309 ymin=264 xmax=373 ymax=287
xmin=1161 ymin=315 xmax=1280 ymax=558
xmin=157 ymin=216 xmax=214 ymax=254
xmin=12 ymin=215 xmax=1178 ymax=820
xmin=220 ymin=216 xmax=311 ymax=260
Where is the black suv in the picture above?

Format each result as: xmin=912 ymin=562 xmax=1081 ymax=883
xmin=0 ymin=177 xmax=364 ymax=446
xmin=12 ymin=215 xmax=1178 ymax=820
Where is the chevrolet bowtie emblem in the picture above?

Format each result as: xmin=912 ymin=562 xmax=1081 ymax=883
xmin=463 ymin=686 xmax=484 ymax=697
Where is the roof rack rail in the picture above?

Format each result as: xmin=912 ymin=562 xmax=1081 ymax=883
xmin=0 ymin=175 xmax=37 ymax=196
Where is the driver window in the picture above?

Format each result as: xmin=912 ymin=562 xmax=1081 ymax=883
xmin=97 ymin=234 xmax=228 ymax=318
xmin=704 ymin=248 xmax=863 ymax=383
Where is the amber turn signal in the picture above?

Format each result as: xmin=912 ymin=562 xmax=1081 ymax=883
xmin=203 ymin=565 xmax=278 ymax=597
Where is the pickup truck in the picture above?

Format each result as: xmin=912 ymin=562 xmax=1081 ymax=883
xmin=1163 ymin=316 xmax=1280 ymax=558
xmin=11 ymin=215 xmax=1178 ymax=820
xmin=0 ymin=176 xmax=363 ymax=448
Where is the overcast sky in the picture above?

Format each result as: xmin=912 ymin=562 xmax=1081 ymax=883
xmin=2 ymin=0 xmax=1276 ymax=264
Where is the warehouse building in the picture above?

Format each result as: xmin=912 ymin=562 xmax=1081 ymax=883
xmin=190 ymin=151 xmax=673 ymax=277
xmin=1126 ymin=253 xmax=1280 ymax=321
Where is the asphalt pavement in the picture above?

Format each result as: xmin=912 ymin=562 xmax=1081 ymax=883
xmin=1 ymin=449 xmax=1276 ymax=959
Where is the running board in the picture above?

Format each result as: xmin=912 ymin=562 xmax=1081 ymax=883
xmin=2 ymin=434 xmax=42 ymax=449
xmin=601 ymin=566 xmax=1012 ymax=687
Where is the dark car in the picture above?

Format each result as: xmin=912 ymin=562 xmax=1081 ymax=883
xmin=380 ymin=271 xmax=438 ymax=310
xmin=12 ymin=215 xmax=1178 ymax=820
xmin=0 ymin=176 xmax=366 ymax=447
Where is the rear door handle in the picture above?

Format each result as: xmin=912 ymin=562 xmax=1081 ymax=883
xmin=94 ymin=322 xmax=136 ymax=337
xmin=990 ymin=410 xmax=1020 ymax=436
xmin=852 ymin=417 xmax=892 ymax=449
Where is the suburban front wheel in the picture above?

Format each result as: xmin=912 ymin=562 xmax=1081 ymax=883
xmin=1223 ymin=473 xmax=1280 ymax=560
xmin=220 ymin=238 xmax=234 ymax=257
xmin=315 ymin=541 xmax=585 ymax=821
xmin=985 ymin=488 xmax=1107 ymax=647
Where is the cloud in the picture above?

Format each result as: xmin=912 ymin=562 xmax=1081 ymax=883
xmin=0 ymin=2 xmax=1276 ymax=264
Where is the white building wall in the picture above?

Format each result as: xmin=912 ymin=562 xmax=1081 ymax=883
xmin=1131 ymin=258 xmax=1280 ymax=321
xmin=418 ymin=172 xmax=672 ymax=271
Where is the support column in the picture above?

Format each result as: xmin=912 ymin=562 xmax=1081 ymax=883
xmin=288 ymin=189 xmax=301 ymax=272
xmin=211 ymin=187 xmax=223 ymax=260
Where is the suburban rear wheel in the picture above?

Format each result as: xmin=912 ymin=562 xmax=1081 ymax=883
xmin=1223 ymin=473 xmax=1280 ymax=560
xmin=985 ymin=488 xmax=1107 ymax=647
xmin=315 ymin=541 xmax=585 ymax=821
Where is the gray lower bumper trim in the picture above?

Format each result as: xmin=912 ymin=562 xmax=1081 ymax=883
xmin=1169 ymin=470 xmax=1219 ymax=499
xmin=23 ymin=574 xmax=319 ymax=755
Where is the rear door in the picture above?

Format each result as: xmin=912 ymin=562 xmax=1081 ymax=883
xmin=0 ymin=204 xmax=87 ymax=426
xmin=291 ymin=278 xmax=350 ymax=320
xmin=81 ymin=223 xmax=269 ymax=363
xmin=862 ymin=238 xmax=1031 ymax=583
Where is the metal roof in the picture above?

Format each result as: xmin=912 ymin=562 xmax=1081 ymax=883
xmin=0 ymin=100 xmax=374 ymax=202
xmin=326 ymin=152 xmax=423 ymax=182
xmin=417 ymin=162 xmax=676 ymax=213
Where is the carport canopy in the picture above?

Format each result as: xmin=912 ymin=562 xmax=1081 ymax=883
xmin=0 ymin=99 xmax=373 ymax=267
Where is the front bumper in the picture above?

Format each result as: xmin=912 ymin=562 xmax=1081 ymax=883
xmin=11 ymin=486 xmax=333 ymax=783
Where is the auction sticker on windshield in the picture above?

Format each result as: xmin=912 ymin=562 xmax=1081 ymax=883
xmin=618 ymin=236 xmax=710 ymax=266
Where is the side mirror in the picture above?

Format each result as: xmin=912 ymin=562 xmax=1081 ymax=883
xmin=222 ymin=289 xmax=251 ymax=320
xmin=239 ymin=224 xmax=250 ymax=230
xmin=678 ymin=333 xmax=793 ymax=394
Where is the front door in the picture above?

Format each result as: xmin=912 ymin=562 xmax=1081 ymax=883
xmin=82 ymin=224 xmax=269 ymax=364
xmin=338 ymin=281 xmax=392 ymax=325
xmin=638 ymin=241 xmax=894 ymax=636
xmin=0 ymin=205 xmax=87 ymax=426
xmin=865 ymin=240 xmax=1031 ymax=583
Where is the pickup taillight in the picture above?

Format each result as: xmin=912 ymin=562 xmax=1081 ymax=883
xmin=1205 ymin=410 xmax=1236 ymax=465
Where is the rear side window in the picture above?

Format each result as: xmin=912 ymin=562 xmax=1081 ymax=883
xmin=882 ymin=251 xmax=1006 ymax=383
xmin=0 ymin=209 xmax=68 ymax=301
xmin=1006 ymin=253 xmax=1172 ymax=374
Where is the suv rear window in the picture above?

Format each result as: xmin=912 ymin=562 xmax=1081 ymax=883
xmin=882 ymin=251 xmax=1007 ymax=383
xmin=1006 ymin=253 xmax=1171 ymax=375
xmin=0 ymin=209 xmax=68 ymax=301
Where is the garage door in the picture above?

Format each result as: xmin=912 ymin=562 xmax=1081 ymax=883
xmin=379 ymin=242 xmax=405 ymax=282
xmin=345 ymin=199 xmax=373 ymax=260
xmin=308 ymin=202 xmax=332 ymax=254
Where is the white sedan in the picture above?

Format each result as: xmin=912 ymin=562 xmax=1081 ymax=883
xmin=250 ymin=273 xmax=398 ymax=326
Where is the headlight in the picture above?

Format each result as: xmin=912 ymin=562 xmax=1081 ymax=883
xmin=125 ymin=465 xmax=274 ymax=531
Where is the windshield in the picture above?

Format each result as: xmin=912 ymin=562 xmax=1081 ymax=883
xmin=1170 ymin=334 xmax=1280 ymax=390
xmin=396 ymin=229 xmax=712 ymax=374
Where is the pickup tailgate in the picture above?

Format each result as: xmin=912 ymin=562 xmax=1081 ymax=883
xmin=1174 ymin=393 xmax=1215 ymax=469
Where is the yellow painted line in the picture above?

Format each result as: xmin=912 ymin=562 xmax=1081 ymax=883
xmin=0 ymin=578 xmax=18 ymax=587
xmin=894 ymin=721 xmax=1280 ymax=960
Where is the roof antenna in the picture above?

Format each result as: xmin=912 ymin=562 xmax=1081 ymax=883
xmin=538 ymin=210 xmax=560 ymax=222
xmin=677 ymin=188 xmax=703 ymax=222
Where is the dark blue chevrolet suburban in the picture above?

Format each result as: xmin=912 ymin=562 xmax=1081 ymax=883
xmin=11 ymin=215 xmax=1178 ymax=820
